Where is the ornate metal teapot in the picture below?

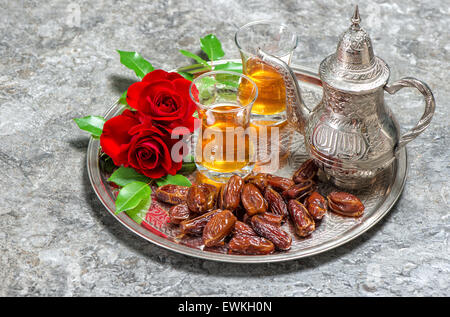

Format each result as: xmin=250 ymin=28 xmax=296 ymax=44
xmin=258 ymin=6 xmax=435 ymax=189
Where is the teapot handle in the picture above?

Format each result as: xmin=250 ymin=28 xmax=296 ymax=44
xmin=384 ymin=77 xmax=435 ymax=152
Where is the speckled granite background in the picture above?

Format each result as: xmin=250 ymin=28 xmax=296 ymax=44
xmin=0 ymin=0 xmax=449 ymax=297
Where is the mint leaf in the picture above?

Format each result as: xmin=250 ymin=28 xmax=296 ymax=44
xmin=177 ymin=71 xmax=194 ymax=81
xmin=200 ymin=34 xmax=225 ymax=61
xmin=214 ymin=62 xmax=243 ymax=73
xmin=125 ymin=194 xmax=151 ymax=225
xmin=179 ymin=50 xmax=211 ymax=68
xmin=73 ymin=115 xmax=105 ymax=138
xmin=108 ymin=166 xmax=151 ymax=187
xmin=117 ymin=50 xmax=154 ymax=79
xmin=155 ymin=174 xmax=192 ymax=187
xmin=118 ymin=90 xmax=128 ymax=105
xmin=115 ymin=181 xmax=151 ymax=214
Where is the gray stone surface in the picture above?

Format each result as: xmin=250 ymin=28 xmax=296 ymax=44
xmin=0 ymin=0 xmax=449 ymax=297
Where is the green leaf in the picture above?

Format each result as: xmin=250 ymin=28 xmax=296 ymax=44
xmin=118 ymin=90 xmax=128 ymax=105
xmin=200 ymin=34 xmax=225 ymax=61
xmin=155 ymin=174 xmax=192 ymax=187
xmin=73 ymin=115 xmax=105 ymax=138
xmin=177 ymin=63 xmax=211 ymax=74
xmin=117 ymin=50 xmax=154 ymax=79
xmin=125 ymin=194 xmax=151 ymax=225
xmin=115 ymin=181 xmax=151 ymax=214
xmin=177 ymin=71 xmax=194 ymax=81
xmin=108 ymin=166 xmax=151 ymax=187
xmin=214 ymin=62 xmax=243 ymax=73
xmin=179 ymin=50 xmax=211 ymax=68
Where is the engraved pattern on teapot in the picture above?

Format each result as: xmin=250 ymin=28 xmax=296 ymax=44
xmin=322 ymin=83 xmax=378 ymax=116
xmin=319 ymin=56 xmax=390 ymax=82
xmin=311 ymin=122 xmax=368 ymax=160
xmin=341 ymin=28 xmax=370 ymax=52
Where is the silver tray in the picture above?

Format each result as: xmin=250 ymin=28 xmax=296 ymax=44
xmin=87 ymin=60 xmax=407 ymax=263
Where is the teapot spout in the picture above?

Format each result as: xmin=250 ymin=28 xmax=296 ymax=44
xmin=257 ymin=49 xmax=311 ymax=134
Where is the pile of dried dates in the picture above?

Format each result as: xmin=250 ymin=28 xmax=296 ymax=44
xmin=155 ymin=159 xmax=365 ymax=255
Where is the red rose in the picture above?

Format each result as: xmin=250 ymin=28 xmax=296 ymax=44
xmin=127 ymin=126 xmax=182 ymax=178
xmin=100 ymin=109 xmax=183 ymax=178
xmin=126 ymin=69 xmax=198 ymax=133
xmin=100 ymin=109 xmax=142 ymax=166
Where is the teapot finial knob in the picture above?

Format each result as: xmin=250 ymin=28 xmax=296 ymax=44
xmin=319 ymin=4 xmax=390 ymax=92
xmin=351 ymin=5 xmax=361 ymax=28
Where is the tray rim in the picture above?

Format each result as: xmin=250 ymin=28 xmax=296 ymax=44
xmin=86 ymin=60 xmax=408 ymax=263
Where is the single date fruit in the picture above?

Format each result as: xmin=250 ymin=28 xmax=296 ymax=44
xmin=186 ymin=183 xmax=217 ymax=213
xmin=293 ymin=159 xmax=318 ymax=183
xmin=250 ymin=214 xmax=292 ymax=251
xmin=260 ymin=212 xmax=284 ymax=227
xmin=305 ymin=191 xmax=327 ymax=220
xmin=168 ymin=204 xmax=190 ymax=224
xmin=327 ymin=192 xmax=365 ymax=217
xmin=155 ymin=184 xmax=189 ymax=205
xmin=228 ymin=235 xmax=275 ymax=255
xmin=288 ymin=200 xmax=315 ymax=237
xmin=203 ymin=210 xmax=237 ymax=247
xmin=220 ymin=175 xmax=244 ymax=211
xmin=180 ymin=209 xmax=222 ymax=236
xmin=233 ymin=221 xmax=258 ymax=236
xmin=245 ymin=173 xmax=271 ymax=193
xmin=264 ymin=186 xmax=289 ymax=219
xmin=282 ymin=180 xmax=314 ymax=201
xmin=242 ymin=211 xmax=283 ymax=227
xmin=241 ymin=183 xmax=268 ymax=216
xmin=267 ymin=176 xmax=295 ymax=193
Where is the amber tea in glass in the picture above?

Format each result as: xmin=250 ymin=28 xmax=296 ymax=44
xmin=235 ymin=20 xmax=298 ymax=125
xmin=189 ymin=71 xmax=258 ymax=182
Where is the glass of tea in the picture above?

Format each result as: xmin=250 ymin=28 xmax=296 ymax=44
xmin=235 ymin=21 xmax=298 ymax=172
xmin=189 ymin=71 xmax=258 ymax=182
xmin=235 ymin=20 xmax=298 ymax=126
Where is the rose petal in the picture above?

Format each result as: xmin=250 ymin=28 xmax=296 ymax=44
xmin=166 ymin=72 xmax=184 ymax=81
xmin=148 ymin=90 xmax=185 ymax=120
xmin=152 ymin=135 xmax=172 ymax=171
xmin=128 ymin=114 xmax=154 ymax=135
xmin=135 ymin=80 xmax=176 ymax=114
xmin=142 ymin=70 xmax=184 ymax=83
xmin=142 ymin=69 xmax=169 ymax=82
xmin=138 ymin=141 xmax=161 ymax=170
xmin=173 ymin=78 xmax=192 ymax=97
xmin=126 ymin=81 xmax=149 ymax=110
xmin=100 ymin=110 xmax=140 ymax=165
xmin=174 ymin=78 xmax=198 ymax=117
xmin=141 ymin=167 xmax=167 ymax=179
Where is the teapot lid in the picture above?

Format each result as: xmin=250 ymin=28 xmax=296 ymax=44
xmin=319 ymin=6 xmax=390 ymax=93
